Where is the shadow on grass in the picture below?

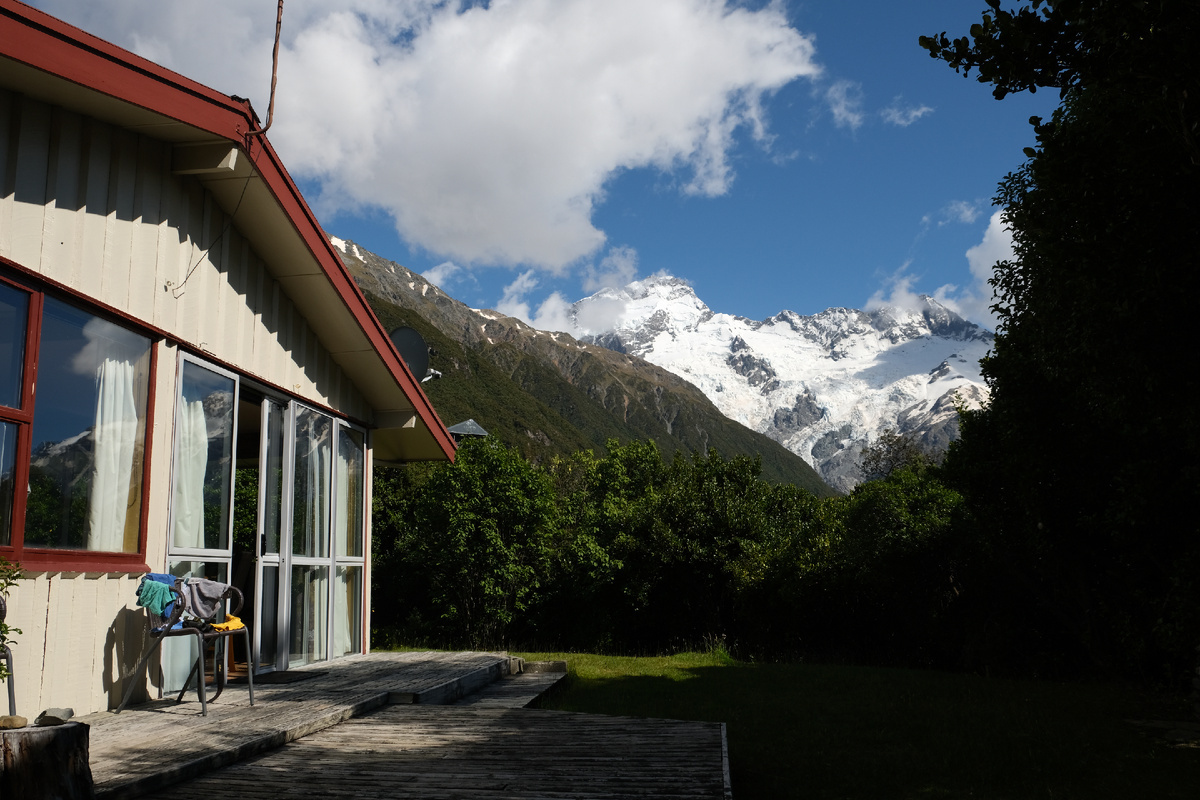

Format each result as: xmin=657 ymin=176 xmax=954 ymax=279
xmin=526 ymin=655 xmax=1200 ymax=800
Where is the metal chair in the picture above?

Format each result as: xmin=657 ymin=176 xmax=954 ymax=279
xmin=116 ymin=579 xmax=255 ymax=716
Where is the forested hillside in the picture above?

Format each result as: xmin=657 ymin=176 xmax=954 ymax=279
xmin=366 ymin=1 xmax=1200 ymax=691
xmin=339 ymin=242 xmax=834 ymax=495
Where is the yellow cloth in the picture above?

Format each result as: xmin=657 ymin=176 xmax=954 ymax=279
xmin=211 ymin=614 xmax=245 ymax=632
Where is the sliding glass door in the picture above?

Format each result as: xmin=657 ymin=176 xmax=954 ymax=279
xmin=165 ymin=354 xmax=366 ymax=682
xmin=164 ymin=356 xmax=238 ymax=690
xmin=284 ymin=404 xmax=367 ymax=667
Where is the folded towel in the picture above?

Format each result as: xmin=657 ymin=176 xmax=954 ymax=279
xmin=136 ymin=578 xmax=175 ymax=617
xmin=211 ymin=614 xmax=245 ymax=632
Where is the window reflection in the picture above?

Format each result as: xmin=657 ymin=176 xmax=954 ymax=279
xmin=335 ymin=426 xmax=364 ymax=558
xmin=0 ymin=421 xmax=16 ymax=546
xmin=293 ymin=408 xmax=331 ymax=559
xmin=290 ymin=564 xmax=328 ymax=665
xmin=172 ymin=362 xmax=235 ymax=552
xmin=24 ymin=298 xmax=150 ymax=551
xmin=0 ymin=284 xmax=28 ymax=410
xmin=333 ymin=565 xmax=362 ymax=657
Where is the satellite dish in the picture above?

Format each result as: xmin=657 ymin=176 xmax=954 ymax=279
xmin=389 ymin=326 xmax=429 ymax=379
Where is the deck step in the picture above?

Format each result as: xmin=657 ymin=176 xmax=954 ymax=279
xmin=454 ymin=669 xmax=566 ymax=708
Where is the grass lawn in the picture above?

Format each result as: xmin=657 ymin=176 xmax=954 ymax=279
xmin=516 ymin=650 xmax=1200 ymax=799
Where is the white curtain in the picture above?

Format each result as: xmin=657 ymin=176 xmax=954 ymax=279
xmin=292 ymin=565 xmax=329 ymax=664
xmin=312 ymin=567 xmax=329 ymax=662
xmin=172 ymin=399 xmax=208 ymax=549
xmin=87 ymin=357 xmax=138 ymax=551
xmin=333 ymin=567 xmax=352 ymax=657
xmin=334 ymin=436 xmax=350 ymax=557
xmin=332 ymin=428 xmax=362 ymax=658
xmin=296 ymin=413 xmax=330 ymax=558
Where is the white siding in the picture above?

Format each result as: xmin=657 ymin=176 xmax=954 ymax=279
xmin=5 ymin=572 xmax=150 ymax=716
xmin=0 ymin=91 xmax=374 ymax=715
xmin=0 ymin=89 xmax=370 ymax=420
xmin=4 ymin=339 xmax=181 ymax=715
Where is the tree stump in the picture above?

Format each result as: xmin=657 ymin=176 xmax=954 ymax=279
xmin=0 ymin=721 xmax=94 ymax=799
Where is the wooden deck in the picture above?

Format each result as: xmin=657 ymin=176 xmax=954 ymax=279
xmin=170 ymin=705 xmax=730 ymax=799
xmin=79 ymin=651 xmax=731 ymax=799
xmin=82 ymin=651 xmax=511 ymax=799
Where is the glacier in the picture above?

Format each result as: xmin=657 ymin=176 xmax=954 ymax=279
xmin=570 ymin=274 xmax=992 ymax=492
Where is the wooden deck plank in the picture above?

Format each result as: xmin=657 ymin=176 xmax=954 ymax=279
xmin=82 ymin=651 xmax=511 ymax=799
xmin=169 ymin=705 xmax=729 ymax=799
xmin=81 ymin=651 xmax=730 ymax=799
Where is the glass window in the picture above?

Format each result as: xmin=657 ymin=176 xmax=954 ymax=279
xmin=0 ymin=422 xmax=16 ymax=546
xmin=24 ymin=297 xmax=150 ymax=552
xmin=257 ymin=564 xmax=280 ymax=669
xmin=290 ymin=564 xmax=328 ymax=665
xmin=292 ymin=407 xmax=331 ymax=559
xmin=335 ymin=426 xmax=365 ymax=559
xmin=0 ymin=284 xmax=29 ymax=410
xmin=172 ymin=361 xmax=236 ymax=552
xmin=333 ymin=565 xmax=362 ymax=658
xmin=262 ymin=400 xmax=286 ymax=555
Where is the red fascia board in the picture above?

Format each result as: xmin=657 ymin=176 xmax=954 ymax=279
xmin=246 ymin=134 xmax=458 ymax=461
xmin=1 ymin=0 xmax=456 ymax=461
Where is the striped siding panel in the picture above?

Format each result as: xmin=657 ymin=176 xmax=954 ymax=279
xmin=4 ymin=573 xmax=150 ymax=715
xmin=9 ymin=94 xmax=49 ymax=269
xmin=0 ymin=90 xmax=365 ymax=415
xmin=1 ymin=91 xmax=376 ymax=716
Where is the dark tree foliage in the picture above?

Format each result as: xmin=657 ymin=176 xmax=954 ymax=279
xmin=860 ymin=428 xmax=934 ymax=483
xmin=371 ymin=436 xmax=966 ymax=663
xmin=924 ymin=1 xmax=1200 ymax=682
xmin=373 ymin=437 xmax=557 ymax=649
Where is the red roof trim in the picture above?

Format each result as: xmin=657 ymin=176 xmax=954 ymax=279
xmin=1 ymin=0 xmax=456 ymax=461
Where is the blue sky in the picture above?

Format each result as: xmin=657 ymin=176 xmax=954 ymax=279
xmin=33 ymin=1 xmax=1056 ymax=330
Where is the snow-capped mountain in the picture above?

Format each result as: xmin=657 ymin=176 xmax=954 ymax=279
xmin=329 ymin=237 xmax=834 ymax=494
xmin=571 ymin=275 xmax=992 ymax=492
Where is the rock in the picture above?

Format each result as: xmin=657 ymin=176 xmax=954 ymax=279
xmin=0 ymin=715 xmax=26 ymax=729
xmin=33 ymin=707 xmax=74 ymax=726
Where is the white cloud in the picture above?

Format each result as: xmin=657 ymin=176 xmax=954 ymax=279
xmin=966 ymin=210 xmax=1014 ymax=282
xmin=881 ymin=97 xmax=933 ymax=127
xmin=583 ymin=246 xmax=639 ymax=293
xmin=866 ymin=210 xmax=1013 ymax=330
xmin=32 ymin=1 xmax=822 ymax=271
xmin=495 ymin=272 xmax=575 ymax=333
xmin=865 ymin=264 xmax=925 ymax=314
xmin=529 ymin=293 xmax=575 ymax=334
xmin=574 ymin=296 xmax=629 ymax=335
xmin=824 ymin=79 xmax=864 ymax=130
xmin=940 ymin=200 xmax=981 ymax=226
xmin=934 ymin=209 xmax=1014 ymax=330
xmin=496 ymin=270 xmax=541 ymax=321
xmin=422 ymin=260 xmax=462 ymax=288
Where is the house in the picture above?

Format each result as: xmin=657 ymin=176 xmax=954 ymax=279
xmin=0 ymin=0 xmax=455 ymax=716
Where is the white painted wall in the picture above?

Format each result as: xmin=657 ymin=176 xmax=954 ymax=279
xmin=0 ymin=89 xmax=374 ymax=715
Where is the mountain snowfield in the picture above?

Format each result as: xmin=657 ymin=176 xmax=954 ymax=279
xmin=570 ymin=275 xmax=992 ymax=492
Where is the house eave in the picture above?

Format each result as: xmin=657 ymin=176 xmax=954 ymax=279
xmin=0 ymin=0 xmax=455 ymax=462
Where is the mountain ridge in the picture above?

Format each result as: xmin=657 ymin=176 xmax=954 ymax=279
xmin=569 ymin=273 xmax=992 ymax=491
xmin=330 ymin=237 xmax=835 ymax=495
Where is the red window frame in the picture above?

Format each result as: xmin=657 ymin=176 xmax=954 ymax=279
xmin=0 ymin=268 xmax=154 ymax=573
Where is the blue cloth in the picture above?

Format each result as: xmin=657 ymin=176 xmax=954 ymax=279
xmin=145 ymin=572 xmax=176 ymax=585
